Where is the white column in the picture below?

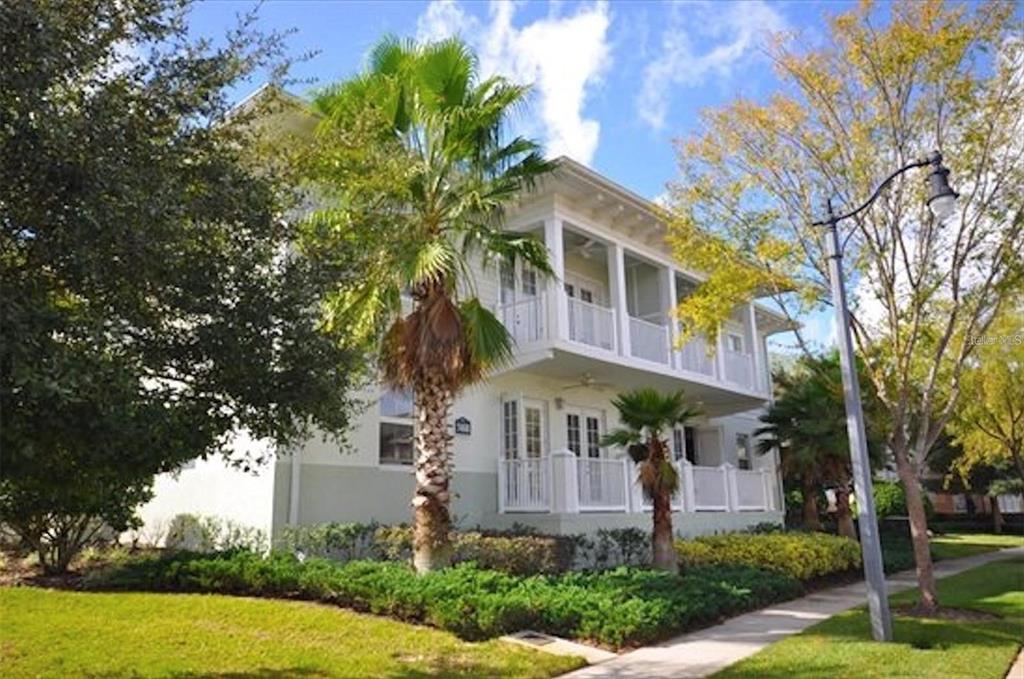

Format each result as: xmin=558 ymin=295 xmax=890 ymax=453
xmin=723 ymin=463 xmax=739 ymax=512
xmin=748 ymin=302 xmax=765 ymax=393
xmin=544 ymin=217 xmax=566 ymax=341
xmin=660 ymin=267 xmax=678 ymax=369
xmin=549 ymin=449 xmax=579 ymax=513
xmin=680 ymin=459 xmax=696 ymax=513
xmin=715 ymin=324 xmax=727 ymax=382
xmin=608 ymin=242 xmax=631 ymax=357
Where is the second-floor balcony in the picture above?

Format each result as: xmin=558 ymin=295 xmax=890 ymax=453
xmin=499 ymin=291 xmax=768 ymax=396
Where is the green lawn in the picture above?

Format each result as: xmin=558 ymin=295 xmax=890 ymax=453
xmin=931 ymin=532 xmax=1023 ymax=560
xmin=0 ymin=588 xmax=584 ymax=678
xmin=713 ymin=557 xmax=1024 ymax=679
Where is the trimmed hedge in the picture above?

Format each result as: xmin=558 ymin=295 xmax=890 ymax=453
xmin=86 ymin=550 xmax=802 ymax=648
xmin=676 ymin=532 xmax=862 ymax=581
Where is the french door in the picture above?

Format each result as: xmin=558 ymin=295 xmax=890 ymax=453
xmin=501 ymin=397 xmax=547 ymax=508
xmin=566 ymin=407 xmax=607 ymax=505
xmin=500 ymin=262 xmax=541 ymax=342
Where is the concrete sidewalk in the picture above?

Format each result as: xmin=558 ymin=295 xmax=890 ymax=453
xmin=563 ymin=546 xmax=1024 ymax=679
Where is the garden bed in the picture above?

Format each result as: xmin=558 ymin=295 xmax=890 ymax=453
xmin=85 ymin=549 xmax=804 ymax=649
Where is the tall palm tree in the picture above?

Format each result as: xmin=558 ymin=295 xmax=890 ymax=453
xmin=602 ymin=388 xmax=700 ymax=572
xmin=308 ymin=38 xmax=554 ymax=573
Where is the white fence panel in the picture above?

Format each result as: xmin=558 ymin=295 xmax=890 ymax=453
xmin=567 ymin=298 xmax=616 ymax=350
xmin=499 ymin=457 xmax=549 ymax=511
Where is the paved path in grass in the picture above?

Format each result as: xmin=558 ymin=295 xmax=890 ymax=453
xmin=562 ymin=546 xmax=1024 ymax=679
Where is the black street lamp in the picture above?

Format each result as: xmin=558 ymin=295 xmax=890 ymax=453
xmin=813 ymin=150 xmax=957 ymax=643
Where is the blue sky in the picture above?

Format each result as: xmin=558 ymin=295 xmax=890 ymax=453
xmin=188 ymin=0 xmax=858 ymax=351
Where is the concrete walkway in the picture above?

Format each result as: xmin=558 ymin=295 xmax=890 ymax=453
xmin=563 ymin=546 xmax=1024 ymax=679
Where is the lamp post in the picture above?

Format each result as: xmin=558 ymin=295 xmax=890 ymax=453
xmin=813 ymin=151 xmax=957 ymax=643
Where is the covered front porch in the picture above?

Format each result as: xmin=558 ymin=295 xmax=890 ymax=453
xmin=497 ymin=449 xmax=778 ymax=516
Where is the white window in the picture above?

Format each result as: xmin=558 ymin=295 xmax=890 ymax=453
xmin=727 ymin=332 xmax=744 ymax=353
xmin=585 ymin=416 xmax=601 ymax=458
xmin=379 ymin=389 xmax=414 ymax=465
xmin=952 ymin=494 xmax=968 ymax=514
xmin=502 ymin=399 xmax=519 ymax=459
xmin=566 ymin=413 xmax=581 ymax=455
xmin=736 ymin=433 xmax=751 ymax=470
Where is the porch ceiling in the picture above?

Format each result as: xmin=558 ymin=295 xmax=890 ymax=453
xmin=517 ymin=347 xmax=768 ymax=417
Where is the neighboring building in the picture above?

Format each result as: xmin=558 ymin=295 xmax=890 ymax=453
xmin=136 ymin=91 xmax=791 ymax=542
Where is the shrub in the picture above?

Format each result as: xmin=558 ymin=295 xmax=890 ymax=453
xmin=873 ymin=481 xmax=934 ymax=519
xmin=278 ymin=522 xmax=379 ymax=561
xmin=675 ymin=531 xmax=862 ymax=581
xmin=88 ymin=550 xmax=802 ymax=648
xmin=165 ymin=514 xmax=266 ymax=553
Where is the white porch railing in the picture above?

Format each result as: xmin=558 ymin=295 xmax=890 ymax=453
xmin=577 ymin=457 xmax=630 ymax=511
xmin=734 ymin=468 xmax=773 ymax=511
xmin=691 ymin=464 xmax=731 ymax=511
xmin=723 ymin=349 xmax=754 ymax=389
xmin=677 ymin=335 xmax=716 ymax=376
xmin=567 ymin=297 xmax=616 ymax=351
xmin=629 ymin=316 xmax=670 ymax=364
xmin=499 ymin=297 xmax=545 ymax=345
xmin=498 ymin=453 xmax=777 ymax=515
xmin=497 ymin=457 xmax=549 ymax=512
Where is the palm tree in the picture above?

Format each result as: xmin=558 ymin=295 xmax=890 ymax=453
xmin=308 ymin=38 xmax=554 ymax=573
xmin=602 ymin=388 xmax=701 ymax=572
xmin=756 ymin=354 xmax=885 ymax=539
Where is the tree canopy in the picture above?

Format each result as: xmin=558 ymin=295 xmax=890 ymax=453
xmin=0 ymin=0 xmax=368 ymax=571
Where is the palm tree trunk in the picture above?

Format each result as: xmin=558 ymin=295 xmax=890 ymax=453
xmin=835 ymin=483 xmax=857 ymax=540
xmin=411 ymin=370 xmax=454 ymax=573
xmin=649 ymin=439 xmax=678 ymax=573
xmin=894 ymin=443 xmax=939 ymax=612
xmin=802 ymin=478 xmax=823 ymax=531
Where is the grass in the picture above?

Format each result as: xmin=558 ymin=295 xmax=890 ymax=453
xmin=930 ymin=532 xmax=1023 ymax=560
xmin=713 ymin=556 xmax=1024 ymax=679
xmin=0 ymin=588 xmax=584 ymax=678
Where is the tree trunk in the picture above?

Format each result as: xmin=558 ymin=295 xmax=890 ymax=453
xmin=992 ymin=496 xmax=1003 ymax=534
xmin=894 ymin=444 xmax=939 ymax=611
xmin=835 ymin=484 xmax=857 ymax=540
xmin=648 ymin=439 xmax=678 ymax=573
xmin=411 ymin=371 xmax=454 ymax=574
xmin=802 ymin=478 xmax=823 ymax=531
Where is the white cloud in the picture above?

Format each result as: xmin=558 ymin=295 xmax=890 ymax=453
xmin=637 ymin=1 xmax=786 ymax=130
xmin=416 ymin=0 xmax=612 ymax=165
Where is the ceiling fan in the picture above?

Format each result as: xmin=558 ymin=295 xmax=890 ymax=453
xmin=560 ymin=372 xmax=616 ymax=392
xmin=572 ymin=238 xmax=602 ymax=260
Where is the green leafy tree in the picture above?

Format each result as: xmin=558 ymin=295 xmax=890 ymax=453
xmin=948 ymin=304 xmax=1024 ymax=486
xmin=602 ymin=388 xmax=701 ymax=573
xmin=757 ymin=354 xmax=886 ymax=538
xmin=667 ymin=0 xmax=1023 ymax=611
xmin=301 ymin=38 xmax=553 ymax=573
xmin=928 ymin=431 xmax=1021 ymax=534
xmin=0 ymin=0 xmax=367 ymax=572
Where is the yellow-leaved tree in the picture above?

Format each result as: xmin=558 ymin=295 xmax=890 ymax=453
xmin=666 ymin=0 xmax=1023 ymax=611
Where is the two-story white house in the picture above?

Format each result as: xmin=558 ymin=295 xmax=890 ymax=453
xmin=136 ymin=92 xmax=789 ymax=542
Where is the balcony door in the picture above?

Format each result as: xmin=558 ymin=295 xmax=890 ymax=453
xmin=564 ymin=274 xmax=609 ymax=348
xmin=500 ymin=262 xmax=541 ymax=343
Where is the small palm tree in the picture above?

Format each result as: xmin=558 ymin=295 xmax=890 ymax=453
xmin=602 ymin=388 xmax=701 ymax=572
xmin=310 ymin=38 xmax=554 ymax=573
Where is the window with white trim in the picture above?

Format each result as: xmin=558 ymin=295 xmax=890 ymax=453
xmin=502 ymin=399 xmax=519 ymax=459
xmin=379 ymin=389 xmax=414 ymax=465
xmin=727 ymin=332 xmax=744 ymax=353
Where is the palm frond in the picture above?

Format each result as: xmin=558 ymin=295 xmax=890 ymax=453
xmin=458 ymin=298 xmax=514 ymax=372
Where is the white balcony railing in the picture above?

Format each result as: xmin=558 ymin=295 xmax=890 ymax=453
xmin=498 ymin=453 xmax=777 ymax=515
xmin=498 ymin=457 xmax=549 ymax=512
xmin=500 ymin=297 xmax=545 ymax=345
xmin=577 ymin=457 xmax=630 ymax=511
xmin=567 ymin=297 xmax=616 ymax=351
xmin=677 ymin=335 xmax=716 ymax=377
xmin=723 ymin=349 xmax=754 ymax=390
xmin=629 ymin=316 xmax=670 ymax=364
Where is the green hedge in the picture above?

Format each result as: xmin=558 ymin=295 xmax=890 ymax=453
xmin=675 ymin=532 xmax=862 ymax=581
xmin=87 ymin=550 xmax=802 ymax=648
